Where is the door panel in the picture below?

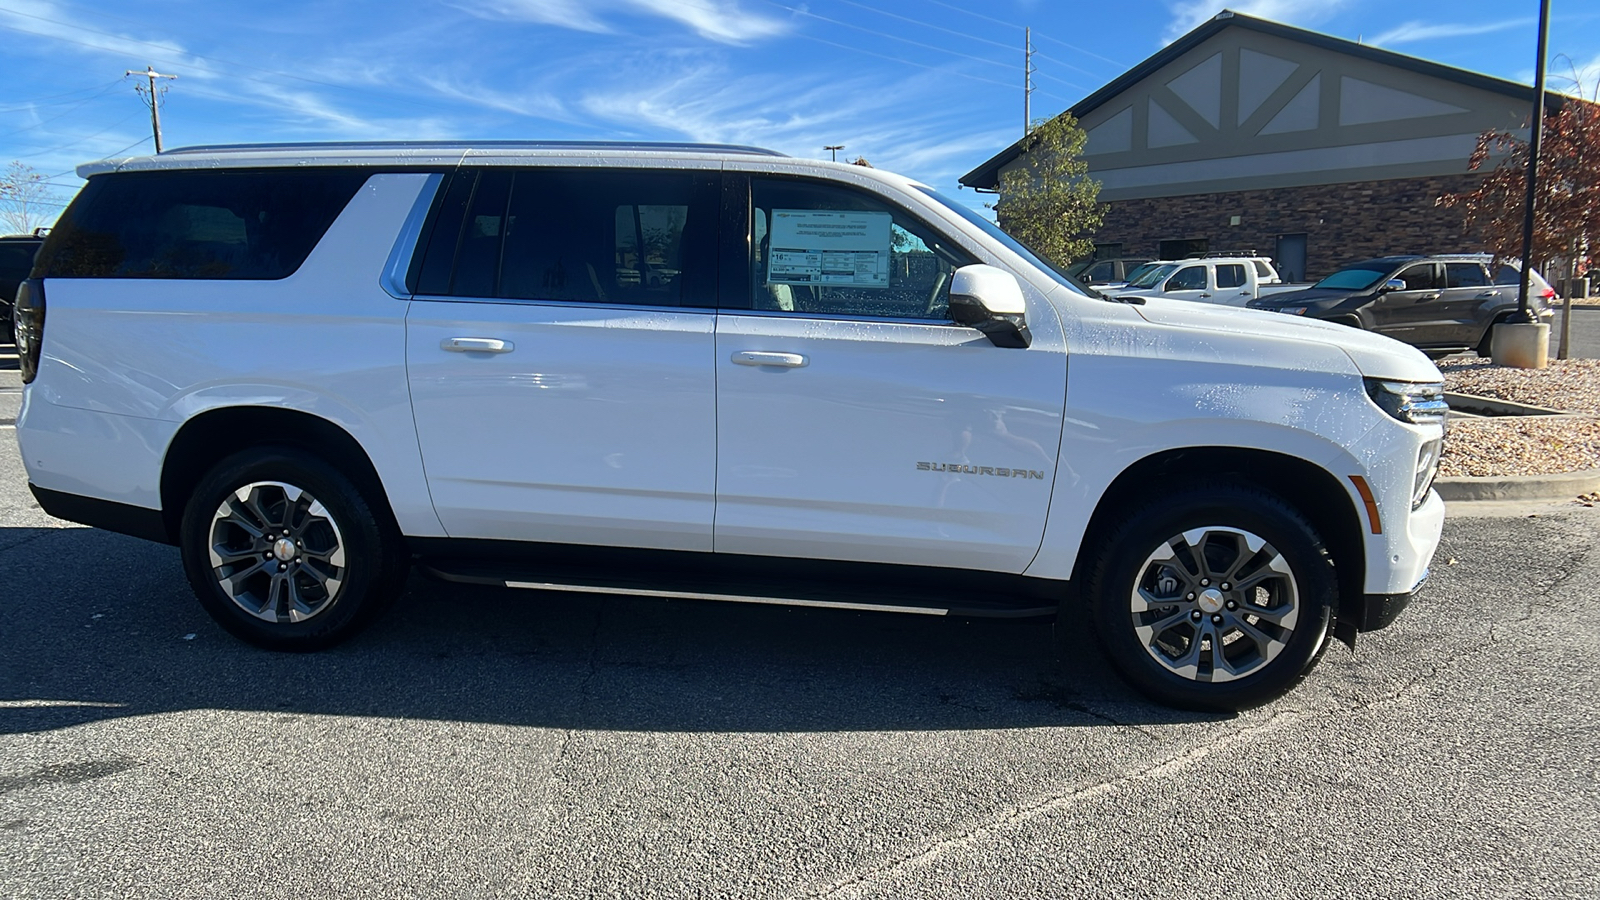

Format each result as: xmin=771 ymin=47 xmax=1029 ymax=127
xmin=1372 ymin=263 xmax=1444 ymax=340
xmin=714 ymin=315 xmax=1065 ymax=572
xmin=408 ymin=301 xmax=716 ymax=549
xmin=403 ymin=166 xmax=721 ymax=550
xmin=1441 ymin=262 xmax=1498 ymax=346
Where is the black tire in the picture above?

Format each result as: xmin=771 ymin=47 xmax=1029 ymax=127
xmin=179 ymin=447 xmax=408 ymax=651
xmin=1477 ymin=316 xmax=1510 ymax=357
xmin=1076 ymin=483 xmax=1335 ymax=712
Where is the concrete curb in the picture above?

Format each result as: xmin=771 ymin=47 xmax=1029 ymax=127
xmin=1435 ymin=467 xmax=1600 ymax=502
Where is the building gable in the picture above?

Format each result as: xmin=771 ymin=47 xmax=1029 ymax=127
xmin=963 ymin=11 xmax=1548 ymax=202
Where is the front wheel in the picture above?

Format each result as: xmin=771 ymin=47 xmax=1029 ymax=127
xmin=1079 ymin=484 xmax=1335 ymax=712
xmin=179 ymin=447 xmax=408 ymax=650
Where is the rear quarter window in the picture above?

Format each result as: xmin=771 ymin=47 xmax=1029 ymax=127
xmin=35 ymin=169 xmax=369 ymax=280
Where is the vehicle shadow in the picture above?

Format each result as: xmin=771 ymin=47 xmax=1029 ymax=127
xmin=0 ymin=525 xmax=1219 ymax=735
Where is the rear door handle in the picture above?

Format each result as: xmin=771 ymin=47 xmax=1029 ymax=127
xmin=442 ymin=337 xmax=513 ymax=353
xmin=732 ymin=351 xmax=807 ymax=368
xmin=1476 ymin=291 xmax=1500 ymax=299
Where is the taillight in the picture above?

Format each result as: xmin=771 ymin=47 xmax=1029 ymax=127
xmin=13 ymin=278 xmax=44 ymax=384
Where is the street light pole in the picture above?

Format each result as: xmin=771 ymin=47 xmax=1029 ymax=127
xmin=1513 ymin=0 xmax=1552 ymax=323
xmin=824 ymin=144 xmax=844 ymax=162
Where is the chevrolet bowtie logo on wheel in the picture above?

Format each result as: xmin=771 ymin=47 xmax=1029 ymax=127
xmin=917 ymin=462 xmax=1046 ymax=479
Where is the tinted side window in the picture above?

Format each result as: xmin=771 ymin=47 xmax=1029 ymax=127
xmin=1167 ymin=266 xmax=1207 ymax=291
xmin=36 ymin=169 xmax=367 ymax=279
xmin=1087 ymin=261 xmax=1115 ymax=281
xmin=750 ymin=178 xmax=973 ymax=319
xmin=1216 ymin=264 xmax=1246 ymax=288
xmin=1493 ymin=265 xmax=1525 ymax=286
xmin=1252 ymin=260 xmax=1272 ymax=278
xmin=420 ymin=168 xmax=716 ymax=306
xmin=1396 ymin=264 xmax=1436 ymax=291
xmin=1445 ymin=263 xmax=1488 ymax=288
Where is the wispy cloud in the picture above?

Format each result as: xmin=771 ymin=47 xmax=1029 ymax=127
xmin=461 ymin=0 xmax=789 ymax=44
xmin=1162 ymin=1 xmax=1352 ymax=44
xmin=573 ymin=56 xmax=1009 ymax=183
xmin=1370 ymin=19 xmax=1532 ymax=47
xmin=0 ymin=0 xmax=211 ymax=76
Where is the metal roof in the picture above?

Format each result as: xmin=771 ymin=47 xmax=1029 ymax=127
xmin=959 ymin=10 xmax=1559 ymax=191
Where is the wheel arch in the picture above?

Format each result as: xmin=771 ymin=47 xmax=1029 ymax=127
xmin=159 ymin=406 xmax=402 ymax=545
xmin=1071 ymin=446 xmax=1366 ymax=630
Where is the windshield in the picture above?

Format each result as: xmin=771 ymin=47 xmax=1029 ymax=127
xmin=1127 ymin=264 xmax=1177 ymax=289
xmin=1313 ymin=266 xmax=1391 ymax=291
xmin=914 ymin=188 xmax=1092 ymax=297
xmin=1120 ymin=262 xmax=1160 ymax=284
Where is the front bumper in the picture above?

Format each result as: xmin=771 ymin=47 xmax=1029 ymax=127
xmin=1356 ymin=567 xmax=1427 ymax=632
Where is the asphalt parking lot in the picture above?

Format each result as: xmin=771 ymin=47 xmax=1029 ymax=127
xmin=2 ymin=377 xmax=1597 ymax=897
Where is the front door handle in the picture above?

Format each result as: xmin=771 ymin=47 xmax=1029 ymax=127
xmin=1418 ymin=292 xmax=1441 ymax=301
xmin=442 ymin=337 xmax=514 ymax=353
xmin=732 ymin=350 xmax=807 ymax=368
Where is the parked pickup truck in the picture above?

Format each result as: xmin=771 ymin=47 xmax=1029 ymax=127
xmin=1111 ymin=257 xmax=1309 ymax=306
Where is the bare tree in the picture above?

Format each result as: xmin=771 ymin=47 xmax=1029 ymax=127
xmin=0 ymin=161 xmax=61 ymax=234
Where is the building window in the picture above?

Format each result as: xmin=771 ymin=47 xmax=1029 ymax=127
xmin=1159 ymin=238 xmax=1208 ymax=260
xmin=1092 ymin=242 xmax=1123 ymax=260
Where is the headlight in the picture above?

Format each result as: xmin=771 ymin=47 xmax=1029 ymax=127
xmin=1364 ymin=379 xmax=1448 ymax=426
xmin=1279 ymin=307 xmax=1308 ymax=315
xmin=1413 ymin=437 xmax=1443 ymax=509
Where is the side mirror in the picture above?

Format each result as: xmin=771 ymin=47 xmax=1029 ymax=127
xmin=949 ymin=264 xmax=1031 ymax=349
xmin=1380 ymin=279 xmax=1407 ymax=293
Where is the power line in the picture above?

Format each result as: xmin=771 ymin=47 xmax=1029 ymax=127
xmin=921 ymin=0 xmax=1022 ymax=31
xmin=12 ymin=109 xmax=147 ymax=159
xmin=1031 ymin=32 xmax=1126 ymax=69
xmin=757 ymin=0 xmax=1015 ymax=72
xmin=917 ymin=0 xmax=1126 ymax=69
xmin=0 ymin=79 xmax=124 ymax=113
xmin=825 ymin=0 xmax=1018 ymax=53
xmin=0 ymin=80 xmax=121 ymax=140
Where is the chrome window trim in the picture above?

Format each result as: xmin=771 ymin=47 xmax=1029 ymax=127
xmin=717 ymin=308 xmax=956 ymax=327
xmin=406 ymin=294 xmax=718 ymax=316
xmin=379 ymin=172 xmax=446 ymax=301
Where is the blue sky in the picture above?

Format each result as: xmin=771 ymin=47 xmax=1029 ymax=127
xmin=3 ymin=0 xmax=1598 ymax=222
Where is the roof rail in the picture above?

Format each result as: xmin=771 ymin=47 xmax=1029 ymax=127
xmin=160 ymin=140 xmax=788 ymax=157
xmin=1185 ymin=250 xmax=1265 ymax=259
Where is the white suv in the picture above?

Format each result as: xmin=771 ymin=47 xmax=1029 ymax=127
xmin=11 ymin=141 xmax=1446 ymax=711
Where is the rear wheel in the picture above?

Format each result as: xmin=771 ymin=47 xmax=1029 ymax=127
xmin=1078 ymin=484 xmax=1335 ymax=712
xmin=179 ymin=447 xmax=407 ymax=650
xmin=1477 ymin=314 xmax=1511 ymax=357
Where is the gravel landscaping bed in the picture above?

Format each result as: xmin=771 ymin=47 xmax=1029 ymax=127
xmin=1438 ymin=357 xmax=1600 ymax=477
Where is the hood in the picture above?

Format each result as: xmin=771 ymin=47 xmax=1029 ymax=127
xmin=1251 ymin=287 xmax=1361 ymax=307
xmin=1131 ymin=297 xmax=1441 ymax=383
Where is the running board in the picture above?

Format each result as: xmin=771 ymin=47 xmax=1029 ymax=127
xmin=417 ymin=552 xmax=1059 ymax=619
xmin=501 ymin=580 xmax=952 ymax=616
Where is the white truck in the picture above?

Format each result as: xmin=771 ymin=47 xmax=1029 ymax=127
xmin=1111 ymin=256 xmax=1310 ymax=306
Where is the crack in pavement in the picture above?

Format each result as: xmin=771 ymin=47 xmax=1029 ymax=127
xmin=788 ymin=706 xmax=1306 ymax=899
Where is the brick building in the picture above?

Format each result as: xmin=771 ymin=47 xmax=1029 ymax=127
xmin=959 ymin=10 xmax=1552 ymax=281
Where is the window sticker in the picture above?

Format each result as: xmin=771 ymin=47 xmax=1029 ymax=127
xmin=767 ymin=209 xmax=892 ymax=289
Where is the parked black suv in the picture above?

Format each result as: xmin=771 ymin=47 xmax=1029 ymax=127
xmin=1 ymin=231 xmax=46 ymax=338
xmin=1248 ymin=254 xmax=1555 ymax=357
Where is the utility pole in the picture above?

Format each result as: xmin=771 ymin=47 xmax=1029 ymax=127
xmin=126 ymin=66 xmax=177 ymax=153
xmin=1024 ymin=26 xmax=1035 ymax=135
xmin=1512 ymin=0 xmax=1551 ymax=324
xmin=824 ymin=144 xmax=844 ymax=162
